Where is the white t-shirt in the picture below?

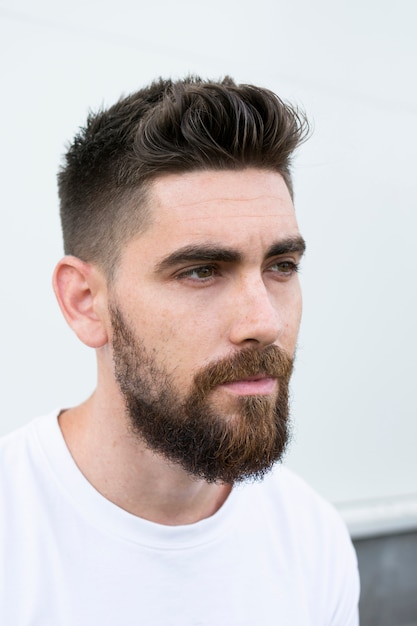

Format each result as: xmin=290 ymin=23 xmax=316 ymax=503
xmin=0 ymin=412 xmax=359 ymax=625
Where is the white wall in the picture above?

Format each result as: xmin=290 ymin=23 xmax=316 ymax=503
xmin=1 ymin=0 xmax=416 ymax=535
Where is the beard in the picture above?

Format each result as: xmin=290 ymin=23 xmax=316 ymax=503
xmin=110 ymin=304 xmax=294 ymax=485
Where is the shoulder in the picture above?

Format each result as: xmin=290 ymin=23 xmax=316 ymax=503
xmin=257 ymin=465 xmax=354 ymax=548
xmin=0 ymin=412 xmax=58 ymax=489
xmin=0 ymin=419 xmax=36 ymax=466
xmin=239 ymin=465 xmax=360 ymax=624
xmin=240 ymin=465 xmax=359 ymax=577
xmin=257 ymin=464 xmax=343 ymax=516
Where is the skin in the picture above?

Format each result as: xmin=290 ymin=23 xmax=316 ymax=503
xmin=53 ymin=168 xmax=305 ymax=525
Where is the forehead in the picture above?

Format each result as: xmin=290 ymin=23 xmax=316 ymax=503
xmin=114 ymin=169 xmax=302 ymax=282
xmin=145 ymin=168 xmax=299 ymax=241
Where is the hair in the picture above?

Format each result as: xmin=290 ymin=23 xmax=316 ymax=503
xmin=58 ymin=75 xmax=309 ymax=277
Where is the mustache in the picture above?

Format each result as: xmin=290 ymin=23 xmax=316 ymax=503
xmin=193 ymin=345 xmax=293 ymax=396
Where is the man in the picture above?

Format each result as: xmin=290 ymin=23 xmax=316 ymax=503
xmin=0 ymin=77 xmax=359 ymax=624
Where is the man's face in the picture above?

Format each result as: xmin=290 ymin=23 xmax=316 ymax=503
xmin=108 ymin=168 xmax=305 ymax=483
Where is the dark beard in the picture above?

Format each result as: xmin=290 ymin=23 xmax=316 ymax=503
xmin=110 ymin=304 xmax=294 ymax=484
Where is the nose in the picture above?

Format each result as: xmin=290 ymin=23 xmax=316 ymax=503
xmin=228 ymin=274 xmax=283 ymax=348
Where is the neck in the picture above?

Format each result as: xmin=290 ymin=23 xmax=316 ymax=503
xmin=58 ymin=393 xmax=232 ymax=526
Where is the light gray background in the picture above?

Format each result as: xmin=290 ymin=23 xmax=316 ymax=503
xmin=1 ymin=0 xmax=416 ymax=525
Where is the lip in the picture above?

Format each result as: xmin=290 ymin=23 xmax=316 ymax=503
xmin=220 ymin=376 xmax=277 ymax=396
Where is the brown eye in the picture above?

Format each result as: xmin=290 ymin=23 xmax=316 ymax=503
xmin=277 ymin=262 xmax=292 ymax=273
xmin=177 ymin=265 xmax=218 ymax=281
xmin=269 ymin=261 xmax=299 ymax=276
xmin=194 ymin=266 xmax=214 ymax=279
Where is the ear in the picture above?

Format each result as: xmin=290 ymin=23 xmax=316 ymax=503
xmin=52 ymin=256 xmax=109 ymax=348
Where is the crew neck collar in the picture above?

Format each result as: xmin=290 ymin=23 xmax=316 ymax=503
xmin=33 ymin=411 xmax=242 ymax=550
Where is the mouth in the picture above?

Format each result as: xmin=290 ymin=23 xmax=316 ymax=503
xmin=219 ymin=376 xmax=278 ymax=396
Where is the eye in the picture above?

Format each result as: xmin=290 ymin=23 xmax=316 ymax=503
xmin=268 ymin=260 xmax=299 ymax=276
xmin=176 ymin=265 xmax=218 ymax=281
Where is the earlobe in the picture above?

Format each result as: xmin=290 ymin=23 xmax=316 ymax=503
xmin=52 ymin=256 xmax=109 ymax=348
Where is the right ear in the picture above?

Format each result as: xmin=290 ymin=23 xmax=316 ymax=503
xmin=52 ymin=256 xmax=109 ymax=348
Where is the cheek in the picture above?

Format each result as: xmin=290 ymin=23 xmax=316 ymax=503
xmin=281 ymin=289 xmax=303 ymax=351
xmin=147 ymin=304 xmax=210 ymax=361
xmin=157 ymin=307 xmax=227 ymax=382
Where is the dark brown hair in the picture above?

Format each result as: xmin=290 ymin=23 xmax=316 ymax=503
xmin=58 ymin=76 xmax=309 ymax=275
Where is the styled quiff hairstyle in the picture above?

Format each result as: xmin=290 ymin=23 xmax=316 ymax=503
xmin=58 ymin=76 xmax=309 ymax=277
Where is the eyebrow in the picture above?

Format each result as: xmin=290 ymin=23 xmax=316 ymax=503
xmin=155 ymin=245 xmax=241 ymax=273
xmin=154 ymin=236 xmax=306 ymax=273
xmin=265 ymin=236 xmax=306 ymax=259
